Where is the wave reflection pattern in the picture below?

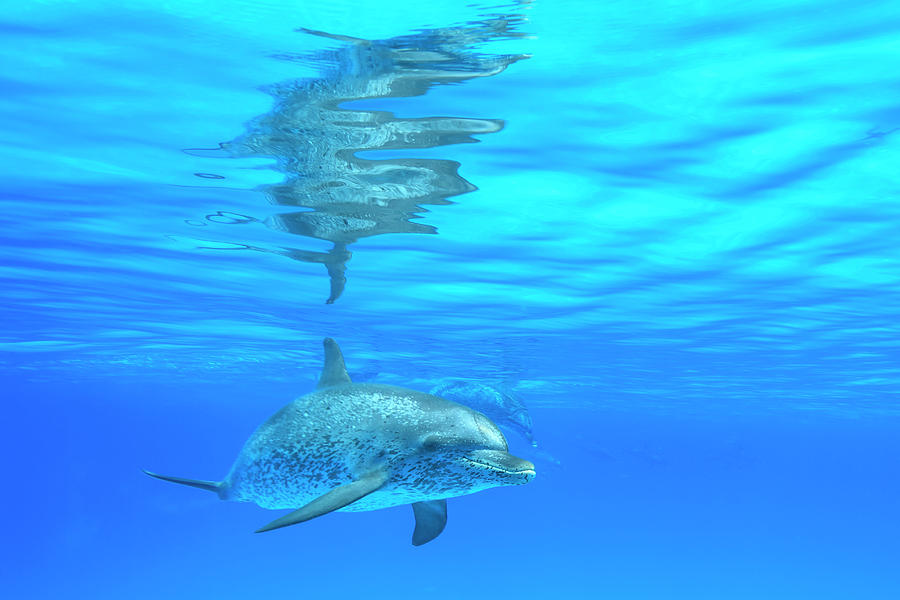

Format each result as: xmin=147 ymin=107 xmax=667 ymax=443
xmin=196 ymin=19 xmax=528 ymax=303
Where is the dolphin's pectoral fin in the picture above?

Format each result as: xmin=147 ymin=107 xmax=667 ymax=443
xmin=316 ymin=337 xmax=352 ymax=389
xmin=411 ymin=499 xmax=448 ymax=546
xmin=255 ymin=470 xmax=387 ymax=533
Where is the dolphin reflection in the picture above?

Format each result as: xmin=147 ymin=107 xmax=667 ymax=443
xmin=191 ymin=19 xmax=529 ymax=302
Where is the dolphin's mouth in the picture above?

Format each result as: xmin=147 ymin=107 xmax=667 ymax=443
xmin=462 ymin=457 xmax=536 ymax=475
xmin=461 ymin=450 xmax=536 ymax=480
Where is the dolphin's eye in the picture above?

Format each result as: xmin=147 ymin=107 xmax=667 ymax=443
xmin=421 ymin=436 xmax=441 ymax=451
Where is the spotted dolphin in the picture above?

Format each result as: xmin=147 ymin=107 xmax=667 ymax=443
xmin=145 ymin=338 xmax=535 ymax=545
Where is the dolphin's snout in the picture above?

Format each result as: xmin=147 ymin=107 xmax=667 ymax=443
xmin=503 ymin=455 xmax=535 ymax=473
xmin=462 ymin=450 xmax=537 ymax=484
xmin=520 ymin=460 xmax=536 ymax=483
xmin=510 ymin=457 xmax=536 ymax=484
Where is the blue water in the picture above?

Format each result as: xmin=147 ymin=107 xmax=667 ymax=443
xmin=2 ymin=0 xmax=899 ymax=597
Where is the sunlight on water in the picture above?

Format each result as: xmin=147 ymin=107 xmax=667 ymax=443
xmin=182 ymin=22 xmax=528 ymax=303
xmin=1 ymin=0 xmax=899 ymax=416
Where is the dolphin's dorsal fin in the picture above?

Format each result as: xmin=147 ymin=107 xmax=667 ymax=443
xmin=317 ymin=337 xmax=352 ymax=389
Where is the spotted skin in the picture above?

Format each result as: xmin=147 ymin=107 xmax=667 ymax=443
xmin=221 ymin=383 xmax=534 ymax=512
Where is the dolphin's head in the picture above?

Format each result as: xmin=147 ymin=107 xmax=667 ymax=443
xmin=416 ymin=408 xmax=536 ymax=493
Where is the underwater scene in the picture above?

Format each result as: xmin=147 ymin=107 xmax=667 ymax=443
xmin=2 ymin=0 xmax=899 ymax=598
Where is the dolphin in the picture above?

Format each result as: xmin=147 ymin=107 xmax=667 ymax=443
xmin=145 ymin=338 xmax=535 ymax=545
xmin=429 ymin=379 xmax=536 ymax=446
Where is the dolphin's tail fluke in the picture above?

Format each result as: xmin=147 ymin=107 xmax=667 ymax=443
xmin=143 ymin=469 xmax=223 ymax=495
